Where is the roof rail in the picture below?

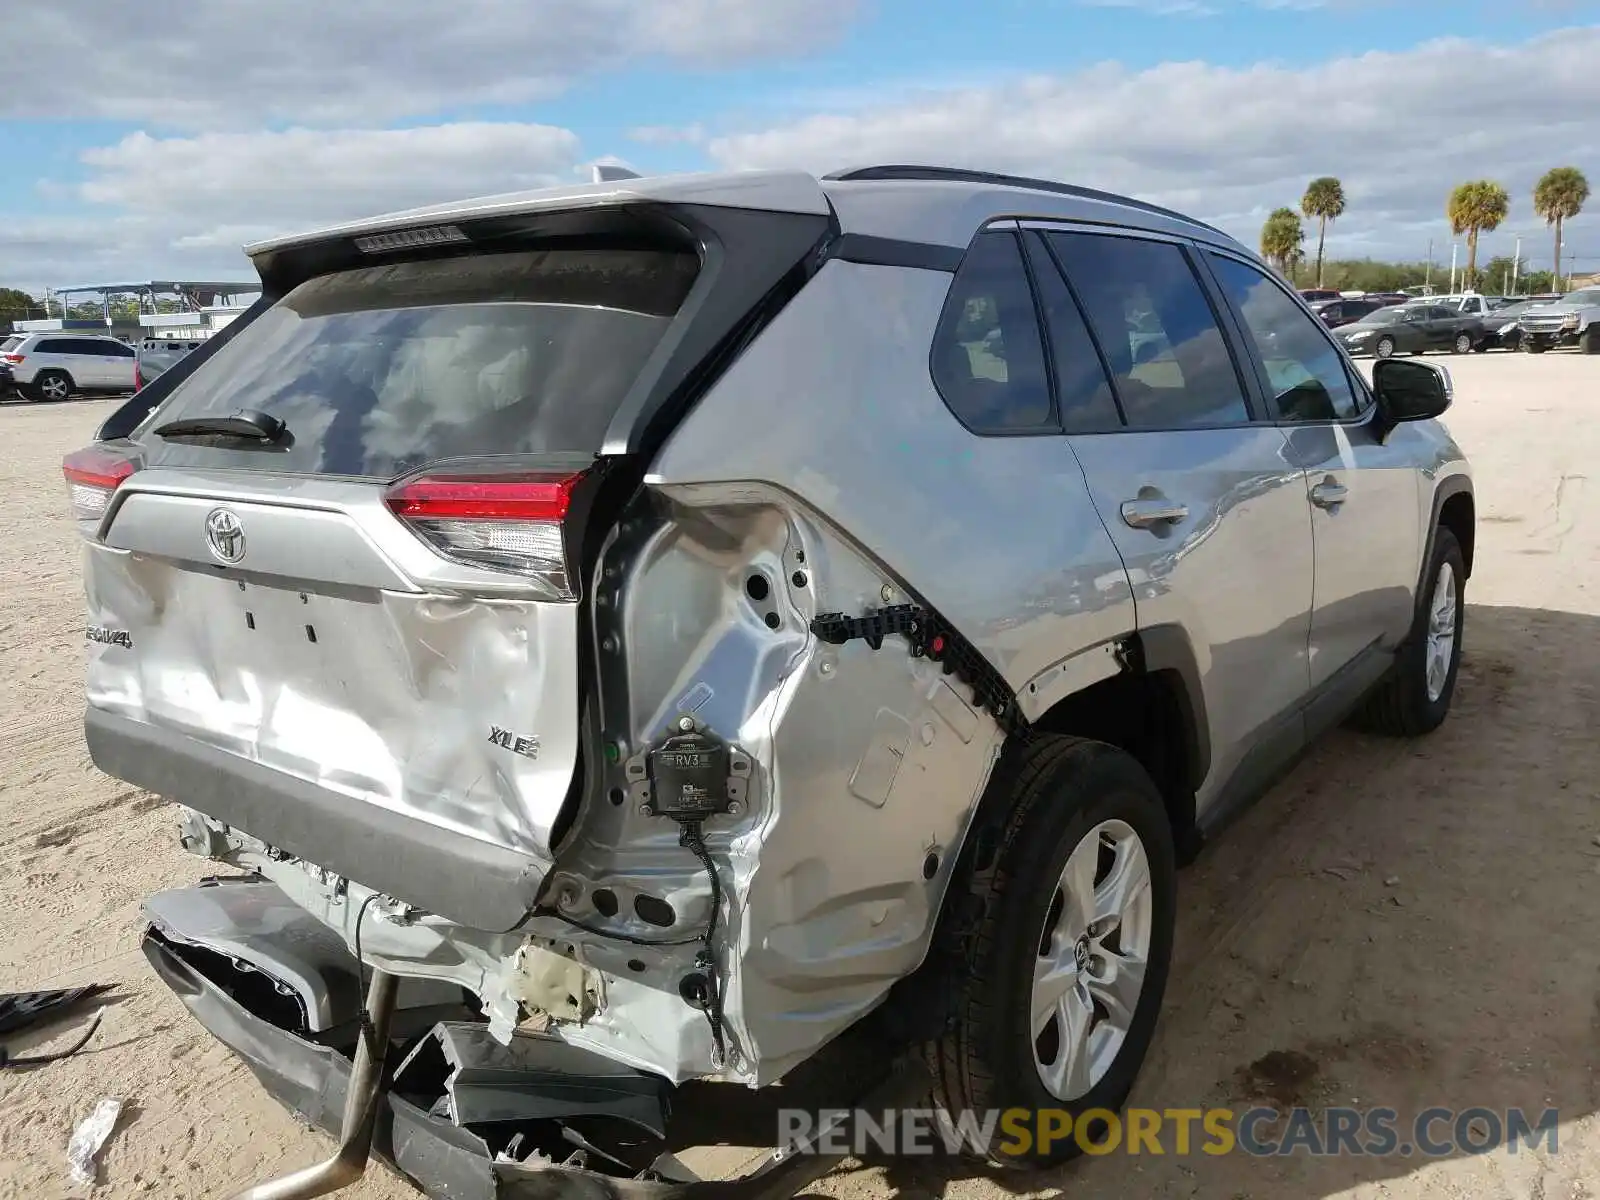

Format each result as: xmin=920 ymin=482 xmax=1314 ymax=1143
xmin=821 ymin=164 xmax=1227 ymax=237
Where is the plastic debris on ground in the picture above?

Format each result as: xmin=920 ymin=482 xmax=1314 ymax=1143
xmin=68 ymin=1097 xmax=124 ymax=1187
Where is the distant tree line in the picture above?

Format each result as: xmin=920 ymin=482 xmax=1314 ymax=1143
xmin=1262 ymin=166 xmax=1591 ymax=292
xmin=0 ymin=290 xmax=192 ymax=324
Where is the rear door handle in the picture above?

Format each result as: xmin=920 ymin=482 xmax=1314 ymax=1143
xmin=1120 ymin=497 xmax=1189 ymax=529
xmin=1311 ymin=479 xmax=1349 ymax=509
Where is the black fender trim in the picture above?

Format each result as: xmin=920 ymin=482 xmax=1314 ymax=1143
xmin=1418 ymin=474 xmax=1475 ymax=616
xmin=1130 ymin=624 xmax=1211 ymax=791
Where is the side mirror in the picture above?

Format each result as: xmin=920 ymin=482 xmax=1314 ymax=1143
xmin=1371 ymin=358 xmax=1451 ymax=438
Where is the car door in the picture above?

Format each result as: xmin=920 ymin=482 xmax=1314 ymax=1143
xmin=102 ymin=339 xmax=138 ymax=389
xmin=32 ymin=337 xmax=73 ymax=382
xmin=1424 ymin=305 xmax=1461 ymax=350
xmin=1030 ymin=226 xmax=1315 ymax=815
xmin=62 ymin=338 xmax=111 ymax=387
xmin=1204 ymin=250 xmax=1423 ymax=705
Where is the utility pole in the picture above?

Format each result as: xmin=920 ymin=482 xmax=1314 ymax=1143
xmin=1512 ymin=235 xmax=1521 ymax=295
xmin=1449 ymin=243 xmax=1459 ymax=294
xmin=1425 ymin=238 xmax=1433 ymax=289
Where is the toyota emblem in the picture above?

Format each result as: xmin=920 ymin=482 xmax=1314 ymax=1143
xmin=205 ymin=508 xmax=246 ymax=563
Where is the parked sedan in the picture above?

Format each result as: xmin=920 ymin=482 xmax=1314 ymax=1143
xmin=1311 ymin=297 xmax=1383 ymax=329
xmin=1475 ymin=299 xmax=1543 ymax=351
xmin=1333 ymin=303 xmax=1482 ymax=358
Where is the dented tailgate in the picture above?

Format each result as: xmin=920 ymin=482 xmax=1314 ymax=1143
xmin=84 ymin=472 xmax=579 ymax=931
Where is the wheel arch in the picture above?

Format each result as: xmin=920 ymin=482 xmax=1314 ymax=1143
xmin=883 ymin=637 xmax=1208 ymax=1046
xmin=1429 ymin=475 xmax=1475 ymax=590
xmin=1028 ymin=628 xmax=1207 ymax=862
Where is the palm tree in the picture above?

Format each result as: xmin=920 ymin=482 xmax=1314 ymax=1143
xmin=1533 ymin=167 xmax=1590 ymax=291
xmin=1260 ymin=207 xmax=1305 ymax=279
xmin=1446 ymin=181 xmax=1510 ymax=290
xmin=1300 ymin=177 xmax=1346 ymax=287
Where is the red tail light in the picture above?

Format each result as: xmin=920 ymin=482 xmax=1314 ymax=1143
xmin=384 ymin=470 xmax=585 ymax=599
xmin=62 ymin=445 xmax=138 ymax=538
xmin=133 ymin=361 xmax=143 ymax=391
xmin=2 ymin=353 xmax=23 ymax=364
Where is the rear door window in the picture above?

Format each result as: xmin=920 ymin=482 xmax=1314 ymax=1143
xmin=929 ymin=229 xmax=1054 ymax=433
xmin=142 ymin=247 xmax=700 ymax=477
xmin=35 ymin=339 xmax=70 ymax=354
xmin=1022 ymin=232 xmax=1122 ymax=431
xmin=1044 ymin=231 xmax=1251 ymax=429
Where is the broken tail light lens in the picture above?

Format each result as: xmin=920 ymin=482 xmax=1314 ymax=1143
xmin=62 ymin=445 xmax=137 ymax=539
xmin=383 ymin=471 xmax=585 ymax=599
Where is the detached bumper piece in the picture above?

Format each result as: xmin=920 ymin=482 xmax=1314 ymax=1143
xmin=143 ymin=881 xmax=928 ymax=1200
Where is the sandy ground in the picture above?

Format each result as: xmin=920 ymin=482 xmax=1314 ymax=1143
xmin=1 ymin=354 xmax=1597 ymax=1199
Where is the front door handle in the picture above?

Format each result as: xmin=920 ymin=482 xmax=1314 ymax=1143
xmin=1311 ymin=478 xmax=1349 ymax=509
xmin=1120 ymin=497 xmax=1189 ymax=529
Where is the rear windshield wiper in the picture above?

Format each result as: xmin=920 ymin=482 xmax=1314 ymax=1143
xmin=152 ymin=409 xmax=289 ymax=443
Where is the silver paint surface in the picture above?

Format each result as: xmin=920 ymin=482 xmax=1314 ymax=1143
xmin=244 ymin=169 xmax=834 ymax=259
xmin=87 ymin=473 xmax=581 ymax=866
xmin=649 ymin=259 xmax=1141 ymax=694
xmin=1065 ymin=425 xmax=1314 ymax=812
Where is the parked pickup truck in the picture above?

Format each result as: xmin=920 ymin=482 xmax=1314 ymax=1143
xmin=1517 ymin=287 xmax=1600 ymax=353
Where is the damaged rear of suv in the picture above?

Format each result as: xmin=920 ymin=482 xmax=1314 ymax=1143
xmin=71 ymin=165 xmax=1472 ymax=1198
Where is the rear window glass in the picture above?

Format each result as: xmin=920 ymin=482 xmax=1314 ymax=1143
xmin=1 ymin=337 xmax=21 ymax=352
xmin=142 ymin=247 xmax=699 ymax=477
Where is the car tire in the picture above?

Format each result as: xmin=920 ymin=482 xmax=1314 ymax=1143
xmin=1349 ymin=526 xmax=1465 ymax=738
xmin=32 ymin=369 xmax=74 ymax=402
xmin=1581 ymin=326 xmax=1600 ymax=355
xmin=1452 ymin=332 xmax=1473 ymax=354
xmin=926 ymin=734 xmax=1176 ymax=1168
xmin=1374 ymin=336 xmax=1397 ymax=359
xmin=1525 ymin=339 xmax=1546 ymax=354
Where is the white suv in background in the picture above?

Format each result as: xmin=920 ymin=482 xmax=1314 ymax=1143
xmin=1 ymin=333 xmax=139 ymax=401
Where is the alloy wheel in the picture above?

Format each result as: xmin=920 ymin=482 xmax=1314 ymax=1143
xmin=1425 ymin=561 xmax=1458 ymax=703
xmin=1031 ymin=819 xmax=1153 ymax=1101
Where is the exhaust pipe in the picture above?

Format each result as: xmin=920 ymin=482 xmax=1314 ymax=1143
xmin=224 ymin=968 xmax=400 ymax=1200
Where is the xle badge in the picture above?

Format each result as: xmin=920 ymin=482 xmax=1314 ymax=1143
xmin=489 ymin=726 xmax=540 ymax=760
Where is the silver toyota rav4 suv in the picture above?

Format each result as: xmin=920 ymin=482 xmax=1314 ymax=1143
xmin=69 ymin=165 xmax=1473 ymax=1199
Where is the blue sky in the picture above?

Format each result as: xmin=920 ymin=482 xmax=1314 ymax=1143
xmin=3 ymin=0 xmax=1598 ymax=290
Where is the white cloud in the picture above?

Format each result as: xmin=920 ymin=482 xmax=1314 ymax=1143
xmin=0 ymin=0 xmax=861 ymax=128
xmin=702 ymin=27 xmax=1600 ymax=269
xmin=80 ymin=124 xmax=581 ymax=224
xmin=4 ymin=123 xmax=587 ymax=289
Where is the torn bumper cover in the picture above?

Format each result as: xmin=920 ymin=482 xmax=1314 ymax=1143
xmin=142 ymin=882 xmax=928 ymax=1200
